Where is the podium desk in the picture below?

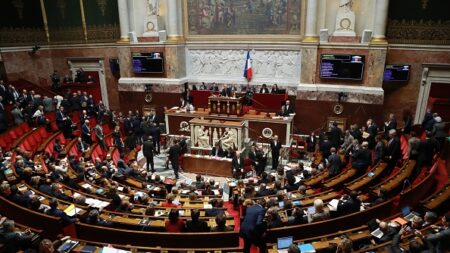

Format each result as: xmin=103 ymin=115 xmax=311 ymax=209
xmin=183 ymin=155 xmax=232 ymax=178
xmin=208 ymin=96 xmax=243 ymax=116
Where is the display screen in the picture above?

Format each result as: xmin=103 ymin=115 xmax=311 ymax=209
xmin=383 ymin=64 xmax=411 ymax=82
xmin=320 ymin=54 xmax=365 ymax=80
xmin=132 ymin=52 xmax=164 ymax=73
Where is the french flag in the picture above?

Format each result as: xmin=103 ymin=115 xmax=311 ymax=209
xmin=243 ymin=50 xmax=252 ymax=81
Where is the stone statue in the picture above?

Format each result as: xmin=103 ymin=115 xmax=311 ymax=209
xmin=220 ymin=128 xmax=237 ymax=150
xmin=333 ymin=0 xmax=356 ymax=36
xmin=147 ymin=0 xmax=159 ymax=16
xmin=197 ymin=126 xmax=210 ymax=148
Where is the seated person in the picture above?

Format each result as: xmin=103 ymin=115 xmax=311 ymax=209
xmin=53 ymin=138 xmax=64 ymax=157
xmin=185 ymin=209 xmax=209 ymax=232
xmin=211 ymin=213 xmax=233 ymax=232
xmin=210 ymin=142 xmax=225 ymax=157
xmin=195 ymin=174 xmax=206 ymax=189
xmin=160 ymin=193 xmax=180 ymax=208
xmin=259 ymin=84 xmax=269 ymax=93
xmin=420 ymin=213 xmax=450 ymax=253
xmin=45 ymin=198 xmax=77 ymax=225
xmin=288 ymin=207 xmax=307 ymax=226
xmin=205 ymin=198 xmax=225 ymax=217
xmin=165 ymin=209 xmax=185 ymax=233
xmin=85 ymin=209 xmax=112 ymax=226
xmin=1 ymin=220 xmax=34 ymax=252
xmin=86 ymin=75 xmax=95 ymax=84
xmin=310 ymin=199 xmax=330 ymax=222
xmin=337 ymin=191 xmax=361 ymax=215
xmin=256 ymin=183 xmax=276 ymax=197
xmin=265 ymin=208 xmax=283 ymax=229
xmin=371 ymin=220 xmax=399 ymax=244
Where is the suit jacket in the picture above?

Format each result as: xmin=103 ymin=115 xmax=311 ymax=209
xmin=220 ymin=87 xmax=232 ymax=97
xmin=386 ymin=137 xmax=401 ymax=161
xmin=168 ymin=144 xmax=181 ymax=163
xmin=11 ymin=108 xmax=24 ymax=125
xmin=306 ymin=136 xmax=317 ymax=152
xmin=259 ymin=87 xmax=269 ymax=93
xmin=270 ymin=140 xmax=282 ymax=157
xmin=426 ymin=227 xmax=450 ymax=253
xmin=46 ymin=207 xmax=77 ymax=225
xmin=142 ymin=140 xmax=155 ymax=157
xmin=81 ymin=123 xmax=90 ymax=136
xmin=330 ymin=126 xmax=342 ymax=148
xmin=240 ymin=204 xmax=266 ymax=239
xmin=185 ymin=220 xmax=209 ymax=232
xmin=433 ymin=122 xmax=447 ymax=138
xmin=417 ymin=138 xmax=439 ymax=164
xmin=1 ymin=231 xmax=34 ymax=253
xmin=328 ymin=153 xmax=342 ymax=176
xmin=232 ymin=156 xmax=244 ymax=171
xmin=94 ymin=125 xmax=104 ymax=140
xmin=282 ymin=104 xmax=295 ymax=116
xmin=385 ymin=119 xmax=397 ymax=134
xmin=211 ymin=147 xmax=225 ymax=157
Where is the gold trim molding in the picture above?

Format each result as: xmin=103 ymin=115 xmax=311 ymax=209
xmin=39 ymin=0 xmax=50 ymax=42
xmin=302 ymin=36 xmax=319 ymax=43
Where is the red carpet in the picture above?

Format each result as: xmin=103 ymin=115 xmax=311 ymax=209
xmin=224 ymin=202 xmax=260 ymax=252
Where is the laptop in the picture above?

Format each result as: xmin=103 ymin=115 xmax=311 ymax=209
xmin=402 ymin=206 xmax=419 ymax=221
xmin=277 ymin=236 xmax=293 ymax=253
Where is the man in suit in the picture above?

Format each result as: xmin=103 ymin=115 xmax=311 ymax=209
xmin=327 ymin=147 xmax=342 ymax=177
xmin=385 ymin=129 xmax=401 ymax=175
xmin=81 ymin=119 xmax=92 ymax=145
xmin=95 ymin=122 xmax=106 ymax=150
xmin=1 ymin=220 xmax=34 ymax=252
xmin=232 ymin=151 xmax=244 ymax=178
xmin=384 ymin=113 xmax=397 ymax=137
xmin=211 ymin=142 xmax=225 ymax=157
xmin=424 ymin=213 xmax=450 ymax=253
xmin=220 ymin=84 xmax=232 ymax=97
xmin=240 ymin=199 xmax=267 ymax=253
xmin=255 ymin=183 xmax=275 ymax=197
xmin=421 ymin=108 xmax=435 ymax=131
xmin=77 ymin=137 xmax=89 ymax=154
xmin=282 ymin=100 xmax=295 ymax=116
xmin=11 ymin=105 xmax=24 ymax=125
xmin=366 ymin=119 xmax=378 ymax=149
xmin=45 ymin=198 xmax=77 ymax=225
xmin=42 ymin=95 xmax=54 ymax=112
xmin=168 ymin=139 xmax=181 ymax=179
xmin=56 ymin=106 xmax=66 ymax=130
xmin=185 ymin=209 xmax=209 ymax=232
xmin=415 ymin=131 xmax=439 ymax=178
xmin=270 ymin=135 xmax=282 ymax=170
xmin=337 ymin=191 xmax=361 ymax=215
xmin=143 ymin=136 xmax=156 ymax=173
xmin=330 ymin=122 xmax=342 ymax=148
xmin=259 ymin=84 xmax=269 ymax=93
xmin=351 ymin=142 xmax=372 ymax=174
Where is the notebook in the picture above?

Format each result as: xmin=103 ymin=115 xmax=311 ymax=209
xmin=298 ymin=243 xmax=316 ymax=253
xmin=277 ymin=236 xmax=293 ymax=253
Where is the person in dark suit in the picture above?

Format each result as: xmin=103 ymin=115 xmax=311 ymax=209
xmin=259 ymin=84 xmax=269 ymax=93
xmin=415 ymin=131 xmax=439 ymax=178
xmin=81 ymin=120 xmax=92 ymax=145
xmin=270 ymin=135 xmax=282 ymax=170
xmin=45 ymin=198 xmax=77 ymax=225
xmin=306 ymin=132 xmax=317 ymax=153
xmin=351 ymin=142 xmax=372 ymax=173
xmin=270 ymin=84 xmax=279 ymax=94
xmin=282 ymin=100 xmax=295 ymax=116
xmin=240 ymin=199 xmax=267 ymax=253
xmin=384 ymin=113 xmax=397 ymax=137
xmin=56 ymin=106 xmax=66 ymax=130
xmin=77 ymin=137 xmax=89 ymax=154
xmin=337 ymin=191 xmax=361 ymax=215
xmin=1 ymin=220 xmax=34 ymax=252
xmin=423 ymin=213 xmax=450 ymax=253
xmin=169 ymin=139 xmax=181 ymax=179
xmin=210 ymin=142 xmax=225 ymax=157
xmin=220 ymin=85 xmax=232 ymax=97
xmin=320 ymin=137 xmax=332 ymax=160
xmin=185 ymin=209 xmax=209 ymax=232
xmin=366 ymin=119 xmax=378 ymax=149
xmin=327 ymin=147 xmax=342 ymax=177
xmin=421 ymin=108 xmax=435 ymax=131
xmin=53 ymin=138 xmax=64 ymax=157
xmin=255 ymin=183 xmax=275 ymax=197
xmin=330 ymin=122 xmax=342 ymax=148
xmin=385 ymin=129 xmax=401 ymax=175
xmin=143 ymin=136 xmax=156 ymax=173
xmin=373 ymin=135 xmax=385 ymax=166
xmin=232 ymin=151 xmax=244 ymax=178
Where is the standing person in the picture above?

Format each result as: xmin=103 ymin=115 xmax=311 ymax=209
xmin=306 ymin=132 xmax=317 ymax=153
xmin=415 ymin=131 xmax=439 ymax=178
xmin=11 ymin=105 xmax=24 ymax=125
xmin=270 ymin=135 xmax=282 ymax=170
xmin=81 ymin=120 xmax=92 ymax=145
xmin=240 ymin=199 xmax=267 ymax=253
xmin=385 ymin=129 xmax=401 ymax=175
xmin=330 ymin=122 xmax=342 ymax=148
xmin=143 ymin=136 xmax=156 ymax=173
xmin=373 ymin=135 xmax=385 ymax=166
xmin=384 ymin=113 xmax=397 ymax=137
xmin=151 ymin=123 xmax=161 ymax=154
xmin=366 ymin=119 xmax=378 ymax=149
xmin=327 ymin=147 xmax=342 ymax=177
xmin=168 ymin=139 xmax=181 ymax=179
xmin=113 ymin=125 xmax=124 ymax=154
xmin=432 ymin=116 xmax=447 ymax=148
xmin=94 ymin=122 xmax=106 ymax=150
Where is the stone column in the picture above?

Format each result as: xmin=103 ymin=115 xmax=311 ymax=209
xmin=118 ymin=0 xmax=130 ymax=42
xmin=166 ymin=0 xmax=183 ymax=41
xmin=303 ymin=0 xmax=319 ymax=42
xmin=372 ymin=0 xmax=389 ymax=43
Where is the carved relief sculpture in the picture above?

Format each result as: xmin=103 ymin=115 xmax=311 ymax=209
xmin=333 ymin=0 xmax=356 ymax=36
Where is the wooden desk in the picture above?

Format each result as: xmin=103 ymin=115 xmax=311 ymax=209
xmin=208 ymin=96 xmax=243 ymax=116
xmin=183 ymin=155 xmax=232 ymax=177
xmin=346 ymin=163 xmax=387 ymax=191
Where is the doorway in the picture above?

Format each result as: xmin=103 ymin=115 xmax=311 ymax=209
xmin=415 ymin=65 xmax=450 ymax=124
